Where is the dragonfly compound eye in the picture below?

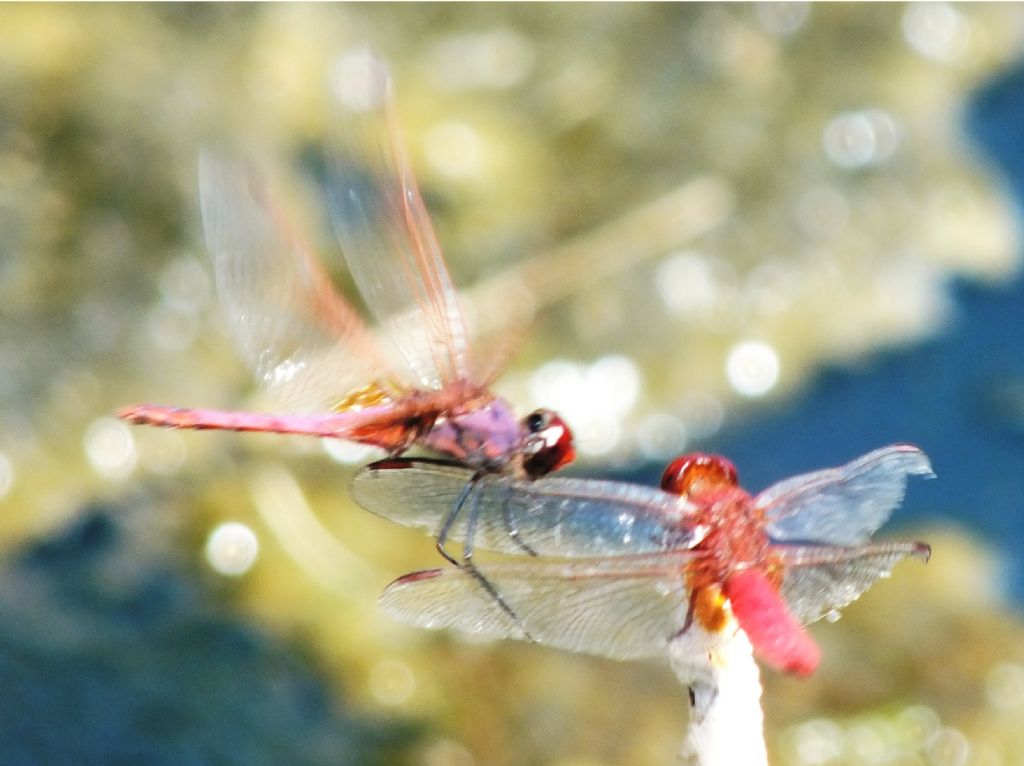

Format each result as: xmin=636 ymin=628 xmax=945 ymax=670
xmin=522 ymin=411 xmax=576 ymax=478
xmin=661 ymin=452 xmax=739 ymax=497
xmin=525 ymin=410 xmax=549 ymax=433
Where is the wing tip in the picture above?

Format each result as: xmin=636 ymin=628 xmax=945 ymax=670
xmin=885 ymin=442 xmax=936 ymax=479
xmin=911 ymin=541 xmax=932 ymax=563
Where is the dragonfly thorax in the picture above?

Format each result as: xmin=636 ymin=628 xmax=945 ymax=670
xmin=710 ymin=494 xmax=770 ymax=572
xmin=420 ymin=396 xmax=525 ymax=471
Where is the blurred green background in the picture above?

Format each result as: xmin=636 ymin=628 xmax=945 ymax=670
xmin=3 ymin=4 xmax=1024 ymax=765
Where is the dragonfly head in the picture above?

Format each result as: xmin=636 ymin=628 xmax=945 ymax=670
xmin=661 ymin=452 xmax=739 ymax=498
xmin=521 ymin=409 xmax=576 ymax=477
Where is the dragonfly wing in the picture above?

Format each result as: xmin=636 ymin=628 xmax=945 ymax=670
xmin=379 ymin=555 xmax=696 ymax=660
xmin=759 ymin=444 xmax=934 ymax=545
xmin=352 ymin=459 xmax=702 ymax=557
xmin=775 ymin=541 xmax=931 ymax=625
xmin=325 ymin=51 xmax=472 ymax=391
xmin=199 ymin=152 xmax=400 ymax=412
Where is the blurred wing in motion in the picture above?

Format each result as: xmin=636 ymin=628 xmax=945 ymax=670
xmin=199 ymin=151 xmax=397 ymax=412
xmin=352 ymin=458 xmax=702 ymax=557
xmin=775 ymin=540 xmax=931 ymax=625
xmin=379 ymin=555 xmax=697 ymax=660
xmin=325 ymin=51 xmax=472 ymax=391
xmin=758 ymin=444 xmax=934 ymax=545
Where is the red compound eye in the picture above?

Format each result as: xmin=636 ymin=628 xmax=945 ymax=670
xmin=522 ymin=410 xmax=576 ymax=478
xmin=660 ymin=452 xmax=738 ymax=497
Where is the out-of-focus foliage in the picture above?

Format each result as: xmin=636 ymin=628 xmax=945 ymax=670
xmin=0 ymin=505 xmax=417 ymax=766
xmin=2 ymin=4 xmax=1024 ymax=765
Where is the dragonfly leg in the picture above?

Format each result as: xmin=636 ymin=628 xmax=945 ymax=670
xmin=463 ymin=562 xmax=535 ymax=642
xmin=462 ymin=478 xmax=535 ymax=642
xmin=435 ymin=474 xmax=534 ymax=640
xmin=501 ymin=481 xmax=539 ymax=557
xmin=672 ymin=588 xmax=699 ymax=640
xmin=434 ymin=473 xmax=482 ymax=567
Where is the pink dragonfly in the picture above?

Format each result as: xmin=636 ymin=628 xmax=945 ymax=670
xmin=353 ymin=444 xmax=933 ymax=675
xmin=119 ymin=53 xmax=574 ymax=482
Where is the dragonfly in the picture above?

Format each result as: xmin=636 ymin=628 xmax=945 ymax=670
xmin=353 ymin=444 xmax=933 ymax=675
xmin=119 ymin=51 xmax=575 ymax=483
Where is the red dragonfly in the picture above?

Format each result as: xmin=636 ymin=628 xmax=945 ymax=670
xmin=353 ymin=444 xmax=933 ymax=675
xmin=119 ymin=52 xmax=574 ymax=480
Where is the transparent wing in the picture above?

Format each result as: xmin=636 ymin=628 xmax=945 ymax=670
xmin=379 ymin=555 xmax=697 ymax=660
xmin=758 ymin=445 xmax=934 ymax=545
xmin=775 ymin=541 xmax=931 ymax=625
xmin=352 ymin=459 xmax=702 ymax=557
xmin=199 ymin=151 xmax=400 ymax=412
xmin=325 ymin=50 xmax=472 ymax=391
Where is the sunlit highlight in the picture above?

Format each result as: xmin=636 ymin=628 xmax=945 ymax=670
xmin=726 ymin=341 xmax=780 ymax=398
xmin=0 ymin=452 xmax=13 ymax=499
xmin=902 ymin=3 xmax=970 ymax=61
xmin=986 ymin=662 xmax=1024 ymax=711
xmin=656 ymin=251 xmax=735 ymax=320
xmin=322 ymin=437 xmax=383 ymax=465
xmin=205 ymin=521 xmax=260 ymax=576
xmin=424 ymin=120 xmax=485 ymax=179
xmin=636 ymin=412 xmax=688 ymax=460
xmin=823 ymin=109 xmax=900 ymax=169
xmin=329 ymin=50 xmax=388 ymax=113
xmin=426 ymin=30 xmax=536 ymax=91
xmin=84 ymin=417 xmax=137 ymax=479
xmin=530 ymin=355 xmax=641 ymax=458
xmin=368 ymin=658 xmax=416 ymax=706
xmin=925 ymin=727 xmax=971 ymax=766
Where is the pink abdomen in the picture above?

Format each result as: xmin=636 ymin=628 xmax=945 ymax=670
xmin=724 ymin=568 xmax=820 ymax=676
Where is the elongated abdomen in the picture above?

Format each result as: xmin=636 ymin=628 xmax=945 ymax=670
xmin=724 ymin=568 xmax=820 ymax=676
xmin=118 ymin=402 xmax=417 ymax=451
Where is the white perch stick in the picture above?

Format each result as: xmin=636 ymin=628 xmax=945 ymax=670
xmin=669 ymin=625 xmax=768 ymax=766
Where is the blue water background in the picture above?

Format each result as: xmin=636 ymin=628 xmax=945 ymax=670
xmin=627 ymin=64 xmax=1024 ymax=599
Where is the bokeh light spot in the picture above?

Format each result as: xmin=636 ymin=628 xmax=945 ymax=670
xmin=781 ymin=718 xmax=843 ymax=765
xmin=322 ymin=438 xmax=383 ymax=465
xmin=902 ymin=3 xmax=970 ymax=61
xmin=369 ymin=658 xmax=416 ymax=706
xmin=656 ymin=251 xmax=735 ymax=320
xmin=329 ymin=49 xmax=389 ymax=113
xmin=137 ymin=429 xmax=188 ymax=476
xmin=424 ymin=120 xmax=485 ymax=179
xmin=587 ymin=355 xmax=641 ymax=417
xmin=985 ymin=662 xmax=1024 ymax=711
xmin=84 ymin=417 xmax=137 ymax=479
xmin=823 ymin=109 xmax=900 ymax=169
xmin=637 ymin=412 xmax=688 ymax=461
xmin=757 ymin=2 xmax=811 ymax=38
xmin=895 ymin=705 xmax=941 ymax=750
xmin=0 ymin=452 xmax=13 ymax=499
xmin=426 ymin=30 xmax=535 ymax=91
xmin=726 ymin=341 xmax=780 ymax=398
xmin=925 ymin=727 xmax=971 ymax=766
xmin=205 ymin=521 xmax=260 ymax=577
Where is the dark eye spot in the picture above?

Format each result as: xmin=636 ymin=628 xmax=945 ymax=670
xmin=526 ymin=410 xmax=547 ymax=432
